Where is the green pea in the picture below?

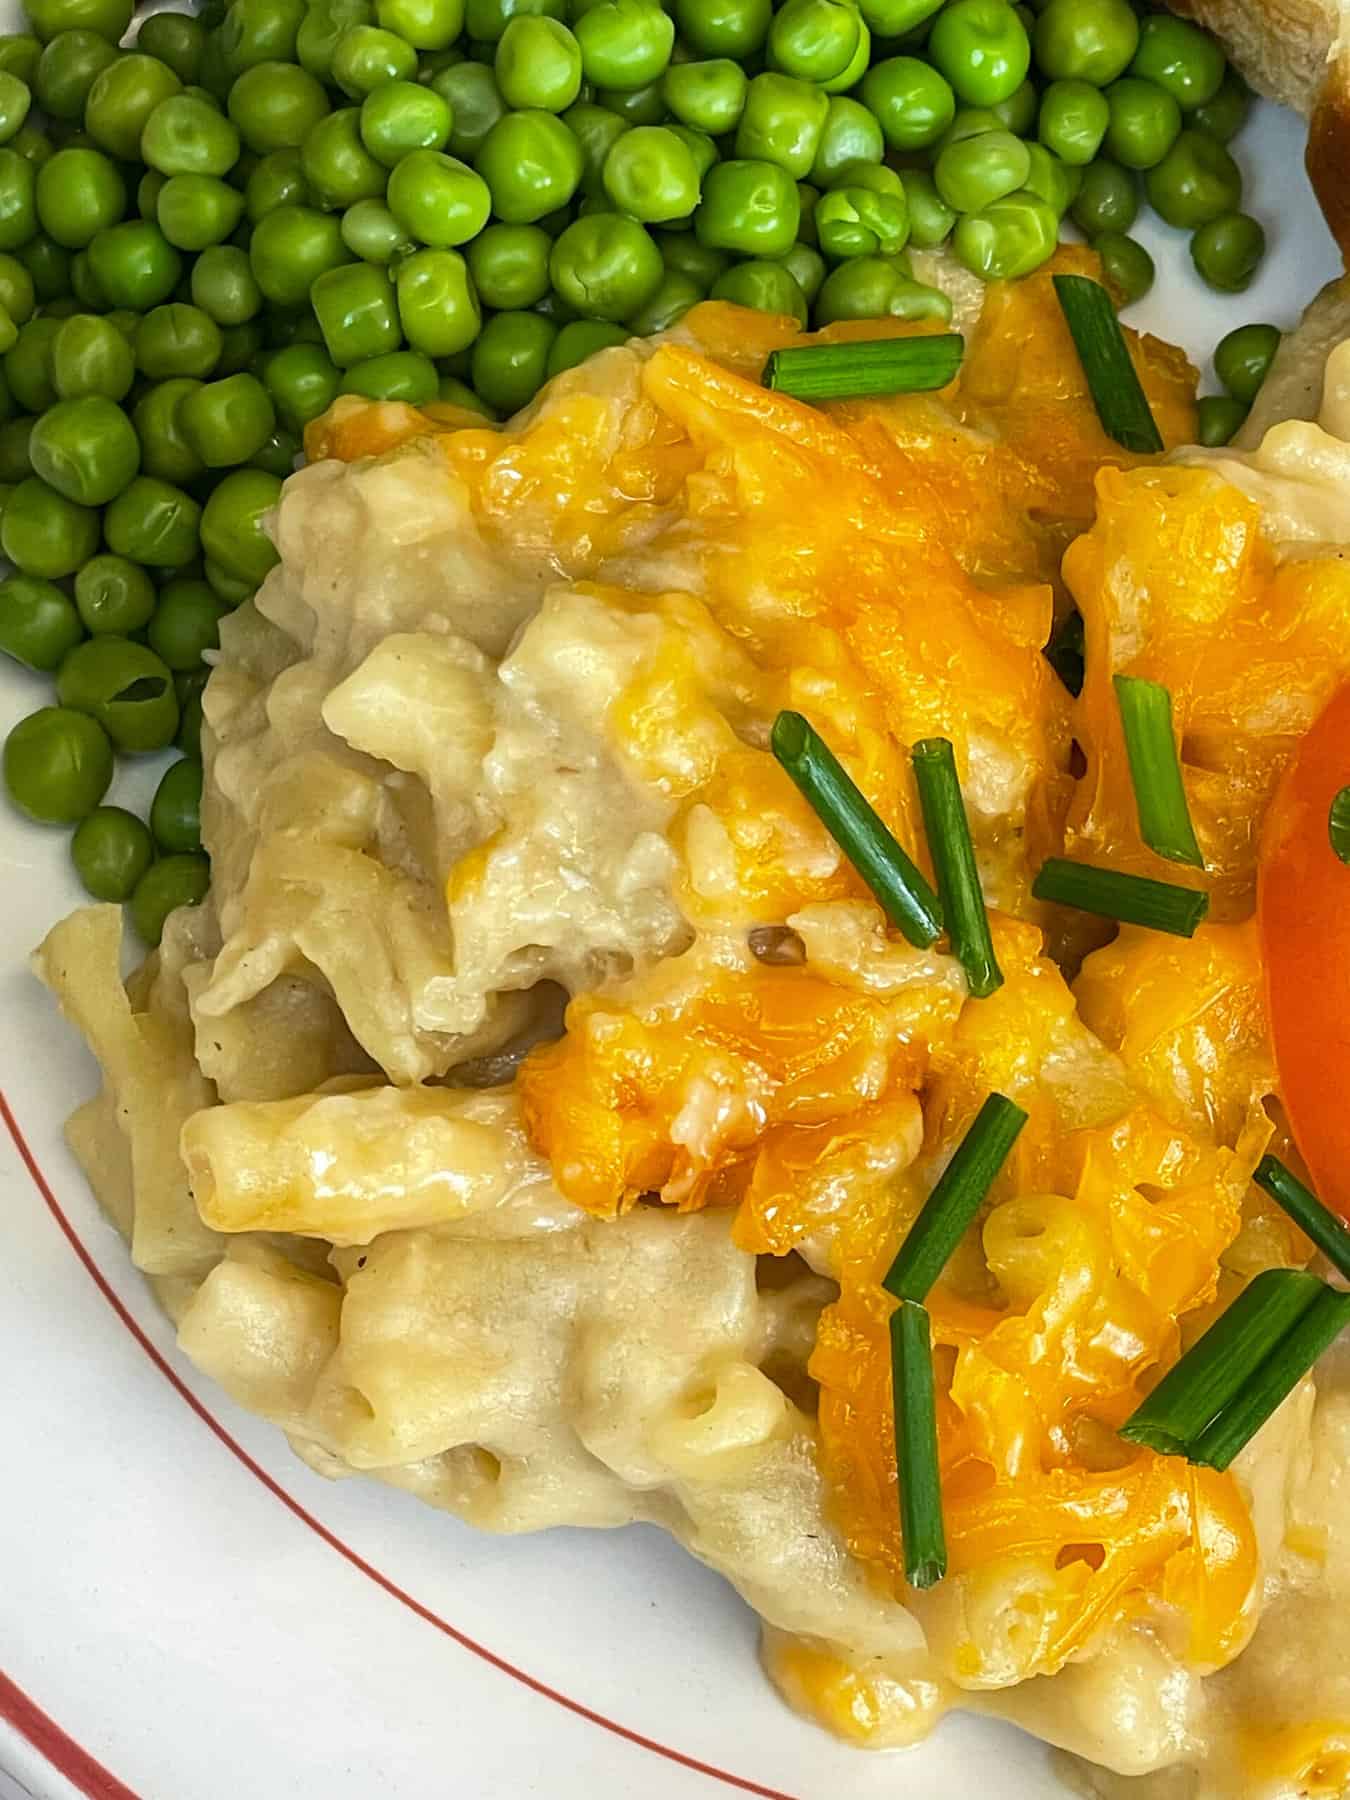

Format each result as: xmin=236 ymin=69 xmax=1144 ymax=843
xmin=1190 ymin=209 xmax=1264 ymax=292
xmin=387 ymin=147 xmax=491 ymax=245
xmin=563 ymin=98 xmax=630 ymax=198
xmin=595 ymin=79 xmax=665 ymax=126
xmin=1102 ymin=75 xmax=1181 ymax=171
xmin=216 ymin=319 xmax=266 ymax=375
xmin=203 ymin=555 xmax=256 ymax=604
xmin=191 ymin=244 xmax=263 ymax=325
xmin=814 ymin=254 xmax=951 ymax=323
xmin=296 ymin=0 xmax=375 ymax=85
xmin=1 ymin=474 xmax=98 ymax=575
xmin=550 ymin=210 xmax=662 ymax=319
xmin=249 ymin=204 xmax=348 ymax=305
xmin=952 ymin=186 xmax=1058 ymax=279
xmin=300 ymin=106 xmax=386 ymax=209
xmin=709 ymin=257 xmax=806 ymax=322
xmin=141 ymin=93 xmax=239 ymax=176
xmin=695 ymin=157 xmax=799 ymax=256
xmin=545 ymin=316 xmax=625 ymax=375
xmin=249 ymin=423 xmax=300 ymax=477
xmin=103 ymin=475 xmax=202 ymax=567
xmin=136 ymin=12 xmax=207 ymax=84
xmin=358 ymin=79 xmax=449 ymax=166
xmin=672 ymin=0 xmax=770 ymax=59
xmin=809 ymin=97 xmax=884 ymax=185
xmin=575 ymin=0 xmax=674 ymax=92
xmin=262 ymin=341 xmax=341 ymax=428
xmin=1033 ymin=0 xmax=1137 ymax=84
xmin=990 ymin=76 xmax=1036 ymax=134
xmin=816 ymin=165 xmax=909 ymax=257
xmin=928 ymin=0 xmax=1029 ymax=106
xmin=0 ymin=70 xmax=29 ymax=149
xmin=1128 ymin=14 xmax=1225 ymax=111
xmin=309 ymin=260 xmax=400 ymax=365
xmin=1094 ymin=229 xmax=1153 ymax=304
xmin=132 ymin=378 xmax=205 ymax=482
xmin=0 ymin=146 xmax=35 ymax=250
xmin=1193 ymin=69 xmax=1249 ymax=143
xmin=624 ymin=266 xmax=703 ymax=333
xmin=1195 ymin=392 xmax=1246 ymax=447
xmin=156 ymin=173 xmax=245 ymax=251
xmin=131 ymin=303 xmax=221 ymax=381
xmin=376 ymin=0 xmax=466 ymax=48
xmin=662 ymin=58 xmax=745 ymax=134
xmin=87 ymin=221 xmax=183 ymax=309
xmin=150 ymin=754 xmax=204 ymax=853
xmin=70 ymin=804 xmax=154 ymax=899
xmin=1070 ymin=156 xmax=1136 ymax=235
xmin=33 ymin=29 xmax=116 ymax=121
xmin=53 ymin=320 xmax=132 ymax=417
xmin=5 ymin=317 xmax=57 ymax=413
xmin=0 ymin=414 xmax=31 ymax=482
xmin=0 ymin=36 xmax=41 ymax=85
xmin=734 ymin=72 xmax=828 ymax=178
xmin=337 ymin=347 xmax=438 ymax=399
xmin=4 ymin=704 xmax=113 ymax=823
xmin=74 ymin=552 xmax=156 ymax=635
xmin=658 ymin=227 xmax=727 ymax=287
xmin=1144 ymin=126 xmax=1241 ymax=228
xmin=245 ymin=145 xmax=308 ymax=220
xmin=776 ymin=239 xmax=825 ymax=305
xmin=860 ymin=57 xmax=956 ymax=153
xmin=174 ymin=667 xmax=206 ymax=756
xmin=68 ymin=245 xmax=109 ymax=310
xmin=899 ymin=168 xmax=956 ymax=246
xmin=935 ymin=128 xmax=1031 ymax=212
xmin=15 ymin=235 xmax=66 ymax=305
xmin=469 ymin=308 xmax=555 ymax=411
xmin=767 ymin=0 xmax=861 ymax=84
xmin=465 ymin=223 xmax=550 ymax=309
xmin=1022 ymin=140 xmax=1078 ymax=214
xmin=601 ymin=125 xmax=700 ymax=222
xmin=464 ymin=0 xmax=565 ymax=43
xmin=220 ymin=0 xmax=305 ymax=73
xmin=85 ymin=54 xmax=182 ymax=161
xmin=136 ymin=166 xmax=165 ymax=219
xmin=340 ymin=196 xmax=413 ymax=262
xmin=1037 ymin=78 xmax=1108 ymax=165
xmin=495 ymin=16 xmax=582 ymax=111
xmin=179 ymin=373 xmax=276 ymax=467
xmin=147 ymin=577 xmax=229 ymax=670
xmin=200 ymin=466 xmax=281 ymax=582
xmin=10 ymin=123 xmax=53 ymax=166
xmin=0 ymin=571 xmax=83 ymax=669
xmin=129 ymin=851 xmax=210 ymax=944
xmin=57 ymin=634 xmax=180 ymax=751
xmin=331 ymin=24 xmax=416 ymax=98
xmin=1213 ymin=320 xmax=1279 ymax=404
xmin=436 ymin=61 xmax=507 ymax=160
xmin=475 ymin=110 xmax=584 ymax=222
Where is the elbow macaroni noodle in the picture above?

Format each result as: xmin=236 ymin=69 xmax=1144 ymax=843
xmin=33 ymin=266 xmax=1350 ymax=1800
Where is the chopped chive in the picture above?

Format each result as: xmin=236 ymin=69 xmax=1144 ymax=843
xmin=912 ymin=737 xmax=1003 ymax=999
xmin=1119 ymin=1268 xmax=1325 ymax=1457
xmin=1032 ymin=857 xmax=1209 ymax=938
xmin=762 ymin=334 xmax=965 ymax=403
xmin=1045 ymin=608 xmax=1085 ymax=697
xmin=1053 ymin=273 xmax=1163 ymax=455
xmin=772 ymin=710 xmax=942 ymax=949
xmin=884 ymin=1093 xmax=1028 ymax=1304
xmin=1113 ymin=675 xmax=1204 ymax=868
xmin=891 ymin=1297 xmax=946 ymax=1589
xmin=1254 ymin=1155 xmax=1350 ymax=1283
xmin=1330 ymin=785 xmax=1350 ymax=866
xmin=1188 ymin=1282 xmax=1350 ymax=1470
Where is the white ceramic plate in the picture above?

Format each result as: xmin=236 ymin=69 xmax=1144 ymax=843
xmin=0 ymin=70 xmax=1339 ymax=1800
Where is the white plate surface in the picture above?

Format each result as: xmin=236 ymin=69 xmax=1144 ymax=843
xmin=0 ymin=78 xmax=1339 ymax=1800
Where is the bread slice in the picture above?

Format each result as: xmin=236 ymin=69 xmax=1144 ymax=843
xmin=1164 ymin=0 xmax=1350 ymax=255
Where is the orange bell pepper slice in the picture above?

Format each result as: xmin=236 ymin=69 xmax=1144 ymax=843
xmin=1258 ymin=682 xmax=1350 ymax=1220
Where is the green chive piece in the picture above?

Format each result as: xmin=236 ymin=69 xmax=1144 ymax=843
xmin=1119 ymin=1268 xmax=1325 ymax=1457
xmin=1188 ymin=1282 xmax=1350 ymax=1471
xmin=1330 ymin=785 xmax=1350 ymax=866
xmin=1032 ymin=857 xmax=1209 ymax=938
xmin=772 ymin=711 xmax=942 ymax=949
xmin=885 ymin=1093 xmax=1028 ymax=1304
xmin=1113 ymin=675 xmax=1204 ymax=868
xmin=1254 ymin=1155 xmax=1350 ymax=1284
xmin=891 ymin=1297 xmax=946 ymax=1589
xmin=762 ymin=334 xmax=965 ymax=404
xmin=1052 ymin=273 xmax=1164 ymax=455
xmin=1045 ymin=608 xmax=1085 ymax=697
xmin=912 ymin=737 xmax=1003 ymax=999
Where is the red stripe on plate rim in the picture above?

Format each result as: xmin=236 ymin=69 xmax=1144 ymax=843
xmin=0 ymin=1090 xmax=802 ymax=1800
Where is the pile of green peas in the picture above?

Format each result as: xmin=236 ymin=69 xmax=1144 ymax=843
xmin=0 ymin=0 xmax=1270 ymax=937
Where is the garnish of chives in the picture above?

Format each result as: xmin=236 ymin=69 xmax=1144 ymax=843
xmin=1188 ymin=1282 xmax=1350 ymax=1471
xmin=1052 ymin=273 xmax=1164 ymax=455
xmin=884 ymin=1093 xmax=1028 ymax=1304
xmin=891 ymin=1297 xmax=946 ymax=1589
xmin=1254 ymin=1155 xmax=1350 ymax=1283
xmin=1113 ymin=675 xmax=1204 ymax=868
xmin=912 ymin=737 xmax=1003 ymax=999
xmin=762 ymin=334 xmax=965 ymax=403
xmin=1330 ymin=785 xmax=1350 ymax=866
xmin=1118 ymin=1268 xmax=1325 ymax=1457
xmin=771 ymin=710 xmax=942 ymax=949
xmin=1032 ymin=857 xmax=1209 ymax=938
